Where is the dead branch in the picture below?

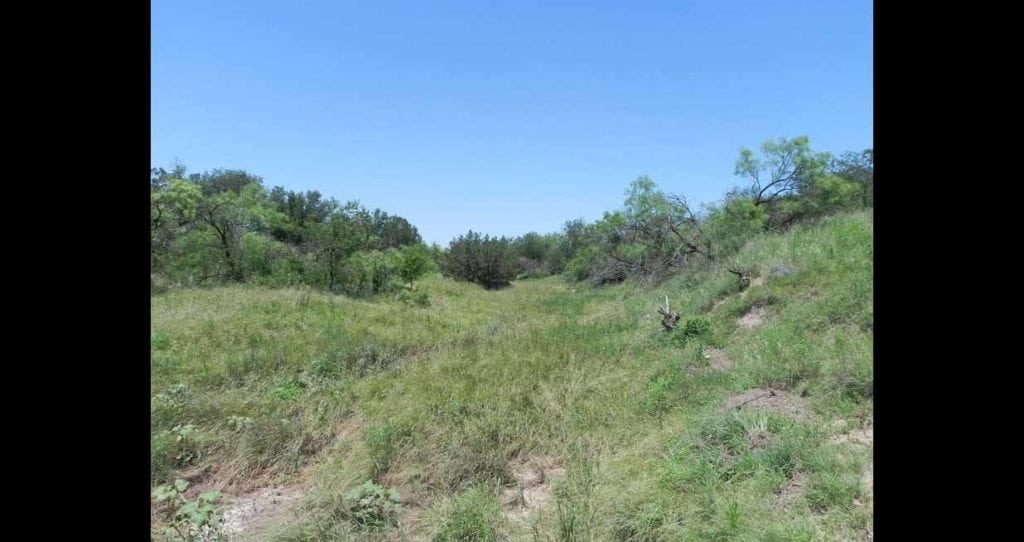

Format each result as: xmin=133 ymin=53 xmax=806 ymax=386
xmin=656 ymin=294 xmax=680 ymax=331
xmin=727 ymin=268 xmax=752 ymax=291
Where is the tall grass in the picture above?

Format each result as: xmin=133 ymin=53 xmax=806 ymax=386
xmin=152 ymin=210 xmax=873 ymax=541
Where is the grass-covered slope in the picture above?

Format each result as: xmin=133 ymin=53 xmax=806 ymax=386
xmin=151 ymin=210 xmax=872 ymax=541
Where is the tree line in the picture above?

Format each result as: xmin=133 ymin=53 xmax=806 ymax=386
xmin=443 ymin=136 xmax=872 ymax=288
xmin=151 ymin=136 xmax=872 ymax=294
xmin=151 ymin=166 xmax=434 ymax=296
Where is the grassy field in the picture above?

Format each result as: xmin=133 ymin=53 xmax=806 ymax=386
xmin=151 ymin=211 xmax=873 ymax=541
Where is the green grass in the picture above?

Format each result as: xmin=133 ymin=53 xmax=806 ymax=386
xmin=151 ymin=210 xmax=873 ymax=541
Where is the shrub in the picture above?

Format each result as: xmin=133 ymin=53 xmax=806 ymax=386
xmin=443 ymin=231 xmax=517 ymax=289
xmin=671 ymin=316 xmax=712 ymax=347
xmin=346 ymin=480 xmax=401 ymax=529
xmin=565 ymin=245 xmax=599 ymax=282
xmin=152 ymin=479 xmax=225 ymax=541
xmin=338 ymin=249 xmax=403 ymax=297
xmin=270 ymin=375 xmax=306 ymax=400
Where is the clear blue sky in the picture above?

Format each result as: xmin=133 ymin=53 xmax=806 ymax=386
xmin=152 ymin=0 xmax=872 ymax=245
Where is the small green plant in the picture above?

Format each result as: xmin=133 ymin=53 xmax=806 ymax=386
xmin=226 ymin=415 xmax=254 ymax=432
xmin=346 ymin=480 xmax=401 ymax=529
xmin=152 ymin=331 xmax=171 ymax=350
xmin=154 ymin=423 xmax=199 ymax=469
xmin=643 ymin=373 xmax=679 ymax=418
xmin=683 ymin=316 xmax=711 ymax=338
xmin=671 ymin=315 xmax=712 ymax=347
xmin=152 ymin=479 xmax=225 ymax=541
xmin=174 ymin=424 xmax=197 ymax=463
xmin=270 ymin=376 xmax=306 ymax=400
xmin=310 ymin=354 xmax=341 ymax=379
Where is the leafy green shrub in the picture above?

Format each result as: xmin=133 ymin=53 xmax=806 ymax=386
xmin=565 ymin=245 xmax=599 ymax=282
xmin=310 ymin=354 xmax=342 ymax=379
xmin=643 ymin=372 xmax=681 ymax=418
xmin=338 ymin=249 xmax=403 ymax=297
xmin=346 ymin=480 xmax=401 ymax=529
xmin=152 ymin=479 xmax=225 ymax=541
xmin=671 ymin=316 xmax=712 ymax=347
xmin=683 ymin=316 xmax=711 ymax=339
xmin=270 ymin=375 xmax=306 ymax=400
xmin=444 ymin=231 xmax=517 ymax=289
xmin=153 ymin=423 xmax=201 ymax=482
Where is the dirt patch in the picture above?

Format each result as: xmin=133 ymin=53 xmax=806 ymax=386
xmin=775 ymin=474 xmax=806 ymax=507
xmin=704 ymin=347 xmax=733 ymax=372
xmin=748 ymin=430 xmax=774 ymax=451
xmin=221 ymin=484 xmax=306 ymax=541
xmin=830 ymin=420 xmax=873 ymax=509
xmin=208 ymin=416 xmax=362 ymax=540
xmin=831 ymin=424 xmax=873 ymax=447
xmin=737 ymin=306 xmax=766 ymax=329
xmin=500 ymin=456 xmax=564 ymax=521
xmin=723 ymin=388 xmax=813 ymax=421
xmin=703 ymin=296 xmax=729 ymax=314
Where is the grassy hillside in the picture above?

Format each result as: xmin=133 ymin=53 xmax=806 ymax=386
xmin=151 ymin=210 xmax=872 ymax=541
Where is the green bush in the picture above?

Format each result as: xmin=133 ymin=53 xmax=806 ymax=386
xmin=346 ymin=480 xmax=401 ymax=529
xmin=565 ymin=245 xmax=599 ymax=282
xmin=270 ymin=375 xmax=306 ymax=400
xmin=443 ymin=231 xmax=517 ymax=289
xmin=398 ymin=244 xmax=435 ymax=285
xmin=671 ymin=316 xmax=712 ymax=347
xmin=152 ymin=479 xmax=225 ymax=541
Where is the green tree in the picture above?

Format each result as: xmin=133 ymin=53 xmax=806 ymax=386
xmin=830 ymin=149 xmax=873 ymax=206
xmin=371 ymin=209 xmax=421 ymax=249
xmin=734 ymin=136 xmax=830 ymax=206
xmin=397 ymin=244 xmax=433 ymax=287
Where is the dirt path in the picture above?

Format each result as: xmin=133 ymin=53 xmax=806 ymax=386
xmin=221 ymin=483 xmax=307 ymax=541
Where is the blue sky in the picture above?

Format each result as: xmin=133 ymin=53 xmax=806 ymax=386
xmin=152 ymin=1 xmax=872 ymax=245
